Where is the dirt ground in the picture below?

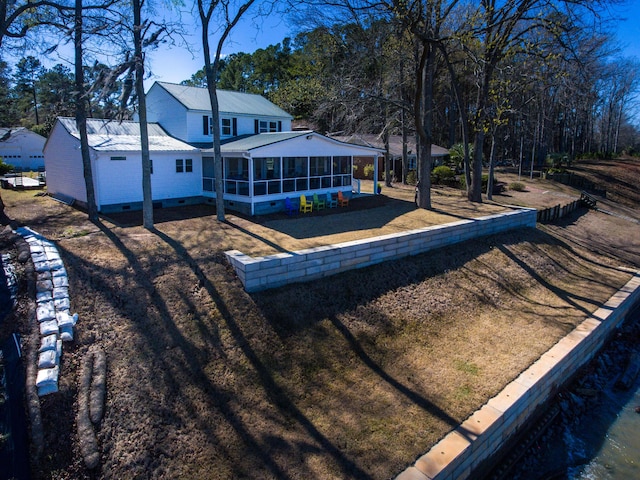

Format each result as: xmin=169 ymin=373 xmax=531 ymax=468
xmin=1 ymin=159 xmax=639 ymax=480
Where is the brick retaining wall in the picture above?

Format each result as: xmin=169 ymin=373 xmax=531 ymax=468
xmin=396 ymin=271 xmax=640 ymax=480
xmin=225 ymin=208 xmax=537 ymax=293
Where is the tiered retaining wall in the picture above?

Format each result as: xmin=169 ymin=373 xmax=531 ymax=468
xmin=225 ymin=208 xmax=537 ymax=292
xmin=396 ymin=271 xmax=640 ymax=480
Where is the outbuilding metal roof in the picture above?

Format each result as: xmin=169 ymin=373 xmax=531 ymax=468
xmin=57 ymin=117 xmax=198 ymax=152
xmin=155 ymin=82 xmax=293 ymax=119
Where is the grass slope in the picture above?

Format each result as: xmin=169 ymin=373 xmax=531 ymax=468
xmin=0 ymin=158 xmax=638 ymax=479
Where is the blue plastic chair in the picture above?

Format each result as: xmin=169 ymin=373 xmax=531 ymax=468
xmin=284 ymin=197 xmax=299 ymax=215
xmin=326 ymin=192 xmax=338 ymax=208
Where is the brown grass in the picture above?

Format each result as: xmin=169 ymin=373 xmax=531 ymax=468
xmin=1 ymin=158 xmax=639 ymax=479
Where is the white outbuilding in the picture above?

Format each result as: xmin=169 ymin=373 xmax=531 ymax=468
xmin=0 ymin=127 xmax=46 ymax=170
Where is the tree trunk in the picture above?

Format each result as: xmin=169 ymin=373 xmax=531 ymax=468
xmin=133 ymin=0 xmax=153 ymax=230
xmin=383 ymin=127 xmax=391 ymax=187
xmin=74 ymin=0 xmax=98 ymax=222
xmin=470 ymin=128 xmax=484 ymax=202
xmin=438 ymin=44 xmax=471 ymax=197
xmin=486 ymin=131 xmax=496 ymax=200
xmin=201 ymin=24 xmax=225 ymax=222
xmin=415 ymin=41 xmax=434 ymax=210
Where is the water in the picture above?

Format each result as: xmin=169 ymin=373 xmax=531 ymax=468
xmin=511 ymin=309 xmax=640 ymax=480
xmin=566 ymin=383 xmax=639 ymax=479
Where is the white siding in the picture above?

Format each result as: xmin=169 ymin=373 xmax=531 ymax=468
xmin=43 ymin=122 xmax=91 ymax=203
xmin=186 ymin=112 xmax=294 ymax=145
xmin=93 ymin=152 xmax=203 ymax=206
xmin=151 ymin=153 xmax=202 ymax=200
xmin=0 ymin=130 xmax=46 ymax=170
xmin=146 ymin=84 xmax=188 ymax=141
xmin=186 ymin=111 xmax=213 ymax=144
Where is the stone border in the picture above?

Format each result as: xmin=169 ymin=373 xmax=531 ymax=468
xmin=16 ymin=227 xmax=79 ymax=396
xmin=226 ymin=208 xmax=537 ymax=292
xmin=395 ymin=270 xmax=640 ymax=480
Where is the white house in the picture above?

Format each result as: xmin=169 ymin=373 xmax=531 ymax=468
xmin=44 ymin=82 xmax=383 ymax=215
xmin=44 ymin=118 xmax=201 ymax=213
xmin=0 ymin=127 xmax=46 ymax=170
xmin=145 ymin=81 xmax=293 ymax=146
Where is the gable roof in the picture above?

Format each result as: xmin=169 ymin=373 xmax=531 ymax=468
xmin=330 ymin=133 xmax=449 ymax=157
xmin=54 ymin=117 xmax=198 ymax=152
xmin=220 ymin=131 xmax=311 ymax=152
xmin=154 ymin=82 xmax=293 ymax=119
xmin=0 ymin=127 xmax=46 ymax=143
xmin=214 ymin=131 xmax=385 ymax=155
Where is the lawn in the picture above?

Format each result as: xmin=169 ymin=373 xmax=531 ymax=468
xmin=1 ymin=160 xmax=639 ymax=479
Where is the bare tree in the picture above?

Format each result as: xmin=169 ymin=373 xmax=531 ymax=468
xmin=73 ymin=0 xmax=98 ymax=222
xmin=0 ymin=0 xmax=61 ymax=47
xmin=196 ymin=0 xmax=257 ymax=222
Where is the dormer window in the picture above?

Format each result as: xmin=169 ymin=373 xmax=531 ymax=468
xmin=204 ymin=115 xmax=237 ymax=136
xmin=256 ymin=120 xmax=280 ymax=133
xmin=203 ymin=115 xmax=212 ymax=135
xmin=222 ymin=118 xmax=231 ymax=136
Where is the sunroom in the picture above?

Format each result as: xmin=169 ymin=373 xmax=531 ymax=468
xmin=201 ymin=131 xmax=384 ymax=216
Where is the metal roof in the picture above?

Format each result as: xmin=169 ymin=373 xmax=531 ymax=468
xmin=0 ymin=127 xmax=45 ymax=142
xmin=219 ymin=131 xmax=312 ymax=152
xmin=155 ymin=82 xmax=293 ymax=119
xmin=212 ymin=131 xmax=385 ymax=155
xmin=330 ymin=133 xmax=450 ymax=157
xmin=57 ymin=117 xmax=198 ymax=152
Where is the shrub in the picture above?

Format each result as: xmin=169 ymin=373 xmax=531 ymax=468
xmin=459 ymin=174 xmax=497 ymax=191
xmin=431 ymin=165 xmax=455 ymax=185
xmin=363 ymin=164 xmax=375 ymax=179
xmin=448 ymin=143 xmax=473 ymax=170
xmin=406 ymin=170 xmax=417 ymax=185
xmin=0 ymin=158 xmax=14 ymax=176
xmin=509 ymin=182 xmax=526 ymax=192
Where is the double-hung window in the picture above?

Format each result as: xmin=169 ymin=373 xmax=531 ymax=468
xmin=176 ymin=159 xmax=193 ymax=173
xmin=221 ymin=118 xmax=231 ymax=136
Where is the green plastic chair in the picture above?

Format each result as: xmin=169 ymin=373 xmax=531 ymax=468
xmin=313 ymin=193 xmax=326 ymax=210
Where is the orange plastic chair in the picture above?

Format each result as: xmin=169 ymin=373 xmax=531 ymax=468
xmin=337 ymin=190 xmax=349 ymax=207
xmin=300 ymin=194 xmax=313 ymax=213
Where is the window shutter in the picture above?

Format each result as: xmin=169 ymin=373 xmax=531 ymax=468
xmin=203 ymin=116 xmax=209 ymax=135
xmin=232 ymin=118 xmax=237 ymax=136
xmin=254 ymin=119 xmax=259 ymax=134
xmin=277 ymin=121 xmax=282 ymax=132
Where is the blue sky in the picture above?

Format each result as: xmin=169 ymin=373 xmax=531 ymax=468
xmin=607 ymin=0 xmax=640 ymax=58
xmin=146 ymin=0 xmax=640 ymax=88
xmin=145 ymin=4 xmax=292 ymax=87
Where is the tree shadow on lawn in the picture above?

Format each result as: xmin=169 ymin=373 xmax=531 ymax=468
xmin=101 ymin=204 xmax=217 ymax=228
xmin=252 ymin=197 xmax=506 ymax=242
xmin=59 ymin=222 xmax=317 ymax=479
xmin=53 ymin=211 xmax=630 ymax=479
xmin=148 ymin=226 xmax=373 ymax=479
xmin=250 ymin=222 xmax=617 ymax=338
